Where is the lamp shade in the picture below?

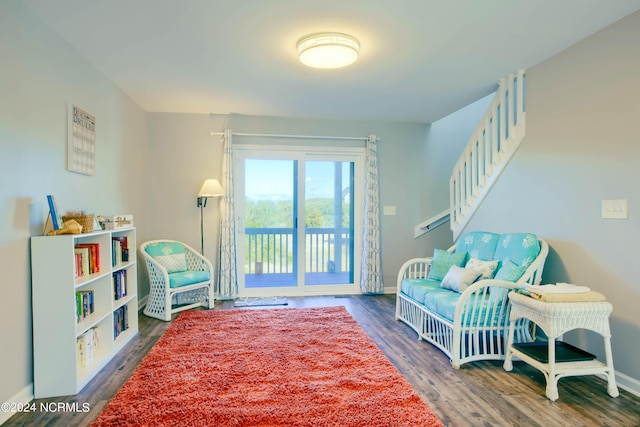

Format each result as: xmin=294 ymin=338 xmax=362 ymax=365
xmin=297 ymin=32 xmax=359 ymax=69
xmin=198 ymin=179 xmax=223 ymax=197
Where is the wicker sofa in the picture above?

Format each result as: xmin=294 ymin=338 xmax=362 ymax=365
xmin=395 ymin=231 xmax=548 ymax=368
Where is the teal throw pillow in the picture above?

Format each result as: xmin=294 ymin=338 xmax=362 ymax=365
xmin=428 ymin=249 xmax=467 ymax=281
xmin=494 ymin=260 xmax=527 ymax=282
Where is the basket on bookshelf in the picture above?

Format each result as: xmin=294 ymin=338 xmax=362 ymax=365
xmin=62 ymin=214 xmax=95 ymax=233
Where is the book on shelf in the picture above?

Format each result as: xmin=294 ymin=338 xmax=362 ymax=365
xmin=74 ymin=243 xmax=100 ymax=276
xmin=75 ymin=290 xmax=95 ymax=323
xmin=113 ymin=270 xmax=127 ymax=300
xmin=77 ymin=327 xmax=99 ymax=368
xmin=46 ymin=195 xmax=63 ymax=230
xmin=113 ymin=305 xmax=129 ymax=339
xmin=111 ymin=236 xmax=129 ymax=266
xmin=74 ymin=247 xmax=90 ymax=278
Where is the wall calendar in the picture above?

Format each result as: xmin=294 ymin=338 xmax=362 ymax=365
xmin=67 ymin=104 xmax=96 ymax=176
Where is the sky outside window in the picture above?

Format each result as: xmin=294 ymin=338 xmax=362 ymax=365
xmin=245 ymin=159 xmax=350 ymax=200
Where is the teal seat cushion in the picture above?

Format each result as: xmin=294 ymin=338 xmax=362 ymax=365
xmin=423 ymin=291 xmax=460 ymax=321
xmin=460 ymin=294 xmax=505 ymax=326
xmin=402 ymin=276 xmax=508 ymax=325
xmin=423 ymin=291 xmax=504 ymax=325
xmin=494 ymin=233 xmax=540 ymax=268
xmin=455 ymin=232 xmax=500 ymax=261
xmin=168 ymin=271 xmax=210 ymax=288
xmin=401 ymin=278 xmax=441 ymax=302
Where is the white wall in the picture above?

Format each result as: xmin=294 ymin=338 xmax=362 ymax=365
xmin=145 ymin=113 xmax=439 ymax=291
xmin=0 ymin=2 xmax=149 ymax=412
xmin=420 ymin=93 xmax=495 ymax=251
xmin=145 ymin=112 xmax=227 ymax=292
xmin=465 ymin=11 xmax=640 ymax=387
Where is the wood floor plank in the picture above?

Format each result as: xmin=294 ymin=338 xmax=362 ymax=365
xmin=4 ymin=294 xmax=639 ymax=426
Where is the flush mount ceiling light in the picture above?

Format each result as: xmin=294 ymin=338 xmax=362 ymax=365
xmin=297 ymin=32 xmax=360 ymax=69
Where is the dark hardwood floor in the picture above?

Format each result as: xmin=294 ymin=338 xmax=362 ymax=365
xmin=5 ymin=295 xmax=640 ymax=426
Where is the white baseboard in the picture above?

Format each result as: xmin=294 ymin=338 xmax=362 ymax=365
xmin=137 ymin=295 xmax=148 ymax=311
xmin=0 ymin=384 xmax=33 ymax=426
xmin=383 ymin=286 xmax=396 ymax=295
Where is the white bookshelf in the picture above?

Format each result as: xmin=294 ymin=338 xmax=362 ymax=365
xmin=31 ymin=227 xmax=138 ymax=398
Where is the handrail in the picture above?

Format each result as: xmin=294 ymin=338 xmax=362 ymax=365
xmin=450 ymin=70 xmax=527 ymax=240
xmin=414 ymin=209 xmax=450 ymax=238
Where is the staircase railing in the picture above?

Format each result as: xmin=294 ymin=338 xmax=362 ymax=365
xmin=450 ymin=70 xmax=527 ymax=240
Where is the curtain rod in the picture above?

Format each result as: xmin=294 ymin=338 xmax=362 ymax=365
xmin=209 ymin=131 xmax=372 ymax=141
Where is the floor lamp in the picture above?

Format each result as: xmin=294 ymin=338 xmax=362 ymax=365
xmin=197 ymin=179 xmax=224 ymax=255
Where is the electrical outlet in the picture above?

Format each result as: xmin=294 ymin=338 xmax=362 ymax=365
xmin=602 ymin=199 xmax=628 ymax=219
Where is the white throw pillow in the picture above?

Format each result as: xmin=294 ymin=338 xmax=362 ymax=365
xmin=465 ymin=257 xmax=499 ymax=280
xmin=154 ymin=253 xmax=188 ymax=273
xmin=440 ymin=265 xmax=482 ymax=293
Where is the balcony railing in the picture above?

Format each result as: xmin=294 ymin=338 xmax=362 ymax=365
xmin=245 ymin=227 xmax=351 ymax=276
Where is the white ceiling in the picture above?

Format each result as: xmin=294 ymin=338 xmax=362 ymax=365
xmin=22 ymin=0 xmax=640 ymax=123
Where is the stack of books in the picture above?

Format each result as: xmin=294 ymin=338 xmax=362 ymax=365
xmin=113 ymin=270 xmax=127 ymax=300
xmin=77 ymin=327 xmax=99 ymax=368
xmin=111 ymin=236 xmax=129 ymax=266
xmin=75 ymin=290 xmax=94 ymax=323
xmin=74 ymin=243 xmax=100 ymax=278
xmin=113 ymin=305 xmax=129 ymax=339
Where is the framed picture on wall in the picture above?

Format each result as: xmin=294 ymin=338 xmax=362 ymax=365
xmin=67 ymin=104 xmax=96 ymax=176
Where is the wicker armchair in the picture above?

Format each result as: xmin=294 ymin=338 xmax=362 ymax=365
xmin=140 ymin=240 xmax=214 ymax=321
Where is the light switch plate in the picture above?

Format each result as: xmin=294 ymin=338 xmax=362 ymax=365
xmin=383 ymin=205 xmax=396 ymax=216
xmin=602 ymin=199 xmax=628 ymax=219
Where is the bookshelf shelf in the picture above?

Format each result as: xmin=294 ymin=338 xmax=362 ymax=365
xmin=31 ymin=227 xmax=138 ymax=398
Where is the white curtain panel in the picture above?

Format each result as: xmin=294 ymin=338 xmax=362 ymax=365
xmin=360 ymin=135 xmax=384 ymax=293
xmin=217 ymin=129 xmax=238 ymax=299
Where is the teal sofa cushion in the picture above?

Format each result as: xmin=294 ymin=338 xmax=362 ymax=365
xmin=401 ymin=278 xmax=441 ymax=302
xmin=168 ymin=271 xmax=210 ymax=288
xmin=423 ymin=290 xmax=501 ymax=324
xmin=423 ymin=291 xmax=459 ymax=321
xmin=494 ymin=233 xmax=540 ymax=267
xmin=455 ymin=232 xmax=500 ymax=261
xmin=144 ymin=241 xmax=185 ymax=257
xmin=145 ymin=241 xmax=188 ymax=273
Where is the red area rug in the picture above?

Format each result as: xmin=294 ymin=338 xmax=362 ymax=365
xmin=91 ymin=306 xmax=442 ymax=427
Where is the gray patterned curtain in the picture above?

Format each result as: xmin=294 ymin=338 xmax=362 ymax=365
xmin=217 ymin=129 xmax=238 ymax=299
xmin=360 ymin=135 xmax=383 ymax=293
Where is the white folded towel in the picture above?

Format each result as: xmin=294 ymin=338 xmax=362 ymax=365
xmin=526 ymin=283 xmax=591 ymax=294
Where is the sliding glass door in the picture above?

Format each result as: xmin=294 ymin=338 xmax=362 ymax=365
xmin=243 ymin=158 xmax=297 ymax=288
xmin=304 ymin=160 xmax=354 ymax=286
xmin=235 ymin=146 xmax=363 ymax=297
